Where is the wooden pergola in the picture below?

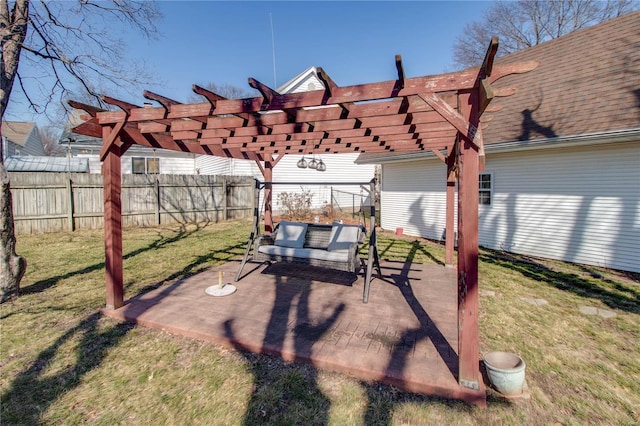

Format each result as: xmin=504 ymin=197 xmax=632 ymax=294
xmin=70 ymin=38 xmax=536 ymax=393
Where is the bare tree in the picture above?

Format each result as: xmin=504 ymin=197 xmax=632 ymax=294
xmin=189 ymin=82 xmax=257 ymax=102
xmin=453 ymin=0 xmax=638 ymax=69
xmin=40 ymin=124 xmax=65 ymax=156
xmin=0 ymin=0 xmax=161 ymax=302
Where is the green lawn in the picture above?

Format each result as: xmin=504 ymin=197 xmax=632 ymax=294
xmin=1 ymin=220 xmax=638 ymax=425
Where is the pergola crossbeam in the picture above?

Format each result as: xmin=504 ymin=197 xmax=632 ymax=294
xmin=248 ymin=77 xmax=279 ymax=108
xmin=99 ymin=120 xmax=126 ymax=161
xmin=317 ymin=67 xmax=338 ymax=95
xmin=102 ymin=95 xmax=140 ymax=113
xmin=144 ymin=89 xmax=212 ymax=127
xmin=192 ymin=84 xmax=227 ymax=103
xmin=417 ymin=93 xmax=482 ymax=149
xmin=480 ymin=37 xmax=499 ymax=78
xmin=143 ymin=90 xmax=181 ymax=108
xmin=198 ymin=135 xmax=450 ymax=154
xmin=91 ymin=72 xmax=494 ymax=125
xmin=68 ymin=100 xmax=106 ymax=117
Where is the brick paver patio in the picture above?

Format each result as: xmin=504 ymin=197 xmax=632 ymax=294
xmin=101 ymin=259 xmax=486 ymax=406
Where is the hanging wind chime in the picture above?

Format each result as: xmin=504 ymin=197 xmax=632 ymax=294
xmin=297 ymin=146 xmax=326 ymax=172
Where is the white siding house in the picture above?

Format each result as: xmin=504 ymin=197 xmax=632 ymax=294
xmin=380 ymin=157 xmax=452 ymax=240
xmin=270 ymin=153 xmax=375 ymax=213
xmin=475 ymin=140 xmax=638 ymax=273
xmin=378 ymin=136 xmax=639 ymax=272
xmin=358 ymin=12 xmax=640 ymax=273
xmin=196 ymin=155 xmax=261 ymax=177
xmin=197 ymin=152 xmax=375 ymax=213
xmin=68 ymin=147 xmax=197 ymax=175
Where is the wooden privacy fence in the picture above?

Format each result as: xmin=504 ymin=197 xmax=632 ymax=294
xmin=9 ymin=173 xmax=256 ymax=234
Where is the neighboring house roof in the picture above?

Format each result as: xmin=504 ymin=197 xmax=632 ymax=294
xmin=1 ymin=121 xmax=36 ymax=146
xmin=5 ymin=156 xmax=90 ymax=172
xmin=357 ymin=11 xmax=640 ymax=164
xmin=276 ymin=66 xmax=324 ymax=94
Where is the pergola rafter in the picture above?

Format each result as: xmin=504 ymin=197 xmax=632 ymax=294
xmin=69 ymin=39 xmax=537 ymax=402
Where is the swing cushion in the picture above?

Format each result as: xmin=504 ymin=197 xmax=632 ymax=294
xmin=327 ymin=224 xmax=362 ymax=252
xmin=274 ymin=221 xmax=308 ymax=248
xmin=257 ymin=245 xmax=350 ymax=263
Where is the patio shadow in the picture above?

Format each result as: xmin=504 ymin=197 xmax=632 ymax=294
xmin=381 ymin=241 xmax=458 ymax=380
xmin=128 ymin=241 xmax=246 ymax=297
xmin=0 ymin=312 xmax=134 ymax=424
xmin=21 ymin=224 xmax=204 ymax=296
xmin=377 ymin=237 xmax=445 ymax=267
xmin=480 ymin=250 xmax=639 ymax=314
xmin=260 ymin=261 xmax=357 ymax=286
xmin=223 ymin=271 xmax=345 ymax=424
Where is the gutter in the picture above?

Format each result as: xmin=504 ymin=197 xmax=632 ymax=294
xmin=356 ymin=128 xmax=640 ymax=165
xmin=484 ymin=128 xmax=640 ymax=154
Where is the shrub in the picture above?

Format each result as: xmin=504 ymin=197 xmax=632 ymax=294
xmin=277 ymin=190 xmax=314 ymax=220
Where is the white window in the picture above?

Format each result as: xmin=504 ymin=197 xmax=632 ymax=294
xmin=132 ymin=157 xmax=159 ymax=174
xmin=479 ymin=172 xmax=493 ymax=205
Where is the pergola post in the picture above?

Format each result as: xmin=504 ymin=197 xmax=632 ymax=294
xmin=445 ymin=147 xmax=457 ymax=267
xmin=102 ymin=124 xmax=124 ymax=310
xmin=456 ymin=91 xmax=481 ymax=390
xmin=263 ymin=158 xmax=274 ymax=234
xmin=256 ymin=154 xmax=284 ymax=235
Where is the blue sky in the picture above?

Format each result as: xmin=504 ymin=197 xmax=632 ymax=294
xmin=7 ymin=1 xmax=493 ymax=124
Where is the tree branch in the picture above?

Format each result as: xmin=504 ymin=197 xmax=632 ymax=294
xmin=452 ymin=0 xmax=638 ymax=69
xmin=2 ymin=0 xmax=161 ymax=120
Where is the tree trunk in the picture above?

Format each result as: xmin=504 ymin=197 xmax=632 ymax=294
xmin=0 ymin=0 xmax=29 ymax=302
xmin=0 ymin=163 xmax=26 ymax=302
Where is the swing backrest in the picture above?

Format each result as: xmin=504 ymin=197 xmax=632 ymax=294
xmin=272 ymin=222 xmax=366 ymax=250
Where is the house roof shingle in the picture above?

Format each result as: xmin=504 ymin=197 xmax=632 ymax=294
xmin=356 ymin=11 xmax=640 ymax=164
xmin=484 ymin=10 xmax=640 ymax=144
xmin=1 ymin=121 xmax=36 ymax=147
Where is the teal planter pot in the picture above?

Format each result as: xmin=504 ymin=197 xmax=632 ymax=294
xmin=483 ymin=351 xmax=526 ymax=397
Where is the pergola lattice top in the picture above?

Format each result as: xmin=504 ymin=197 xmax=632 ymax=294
xmin=70 ymin=41 xmax=536 ymax=164
xmin=68 ymin=40 xmax=537 ymax=404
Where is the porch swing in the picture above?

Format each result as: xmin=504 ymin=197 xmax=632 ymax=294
xmin=235 ymin=179 xmax=382 ymax=303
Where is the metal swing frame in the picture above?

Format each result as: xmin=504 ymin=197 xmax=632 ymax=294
xmin=235 ymin=178 xmax=382 ymax=303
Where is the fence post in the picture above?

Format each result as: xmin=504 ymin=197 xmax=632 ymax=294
xmin=155 ymin=177 xmax=161 ymax=225
xmin=66 ymin=178 xmax=75 ymax=232
xmin=330 ymin=187 xmax=333 ymax=213
xmin=352 ymin=193 xmax=356 ymax=217
xmin=223 ymin=176 xmax=228 ymax=221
